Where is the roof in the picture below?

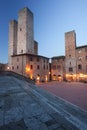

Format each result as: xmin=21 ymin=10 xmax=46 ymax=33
xmin=76 ymin=45 xmax=87 ymax=49
xmin=11 ymin=53 xmax=49 ymax=59
xmin=51 ymin=55 xmax=65 ymax=59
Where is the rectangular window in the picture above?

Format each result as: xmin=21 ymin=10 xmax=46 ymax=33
xmin=30 ymin=57 xmax=33 ymax=61
xmin=37 ymin=58 xmax=40 ymax=62
xmin=12 ymin=66 xmax=14 ymax=70
xmin=17 ymin=66 xmax=19 ymax=69
xmin=30 ymin=65 xmax=33 ymax=70
xmin=37 ymin=65 xmax=40 ymax=70
xmin=43 ymin=65 xmax=45 ymax=70
xmin=69 ymin=67 xmax=73 ymax=72
xmin=78 ymin=64 xmax=82 ymax=70
xmin=21 ymin=50 xmax=23 ymax=53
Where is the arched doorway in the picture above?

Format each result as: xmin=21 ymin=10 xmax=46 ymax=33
xmin=58 ymin=75 xmax=62 ymax=81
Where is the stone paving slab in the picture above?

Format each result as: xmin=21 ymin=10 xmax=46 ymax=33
xmin=0 ymin=75 xmax=87 ymax=130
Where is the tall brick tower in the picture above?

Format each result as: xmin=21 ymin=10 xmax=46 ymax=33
xmin=17 ymin=7 xmax=34 ymax=54
xmin=8 ymin=20 xmax=18 ymax=68
xmin=65 ymin=30 xmax=77 ymax=81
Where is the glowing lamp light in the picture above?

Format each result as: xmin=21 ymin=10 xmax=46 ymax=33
xmin=45 ymin=75 xmax=48 ymax=81
xmin=37 ymin=76 xmax=40 ymax=80
xmin=79 ymin=73 xmax=84 ymax=77
xmin=49 ymin=72 xmax=51 ymax=74
xmin=7 ymin=66 xmax=9 ymax=70
xmin=26 ymin=67 xmax=30 ymax=72
xmin=30 ymin=75 xmax=33 ymax=79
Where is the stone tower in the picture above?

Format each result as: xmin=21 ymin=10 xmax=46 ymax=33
xmin=65 ymin=30 xmax=77 ymax=80
xmin=8 ymin=20 xmax=18 ymax=67
xmin=17 ymin=7 xmax=34 ymax=54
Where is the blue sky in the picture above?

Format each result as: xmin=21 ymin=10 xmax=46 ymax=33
xmin=0 ymin=0 xmax=87 ymax=63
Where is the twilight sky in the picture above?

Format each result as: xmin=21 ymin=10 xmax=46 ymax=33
xmin=0 ymin=0 xmax=87 ymax=63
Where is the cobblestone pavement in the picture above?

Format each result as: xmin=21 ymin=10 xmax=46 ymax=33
xmin=0 ymin=75 xmax=87 ymax=130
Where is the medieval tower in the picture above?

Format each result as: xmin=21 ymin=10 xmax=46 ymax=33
xmin=8 ymin=20 xmax=18 ymax=67
xmin=17 ymin=8 xmax=34 ymax=55
xmin=8 ymin=7 xmax=35 ymax=69
xmin=65 ymin=30 xmax=77 ymax=80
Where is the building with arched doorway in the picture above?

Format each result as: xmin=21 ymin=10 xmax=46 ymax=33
xmin=8 ymin=7 xmax=87 ymax=82
xmin=51 ymin=56 xmax=65 ymax=81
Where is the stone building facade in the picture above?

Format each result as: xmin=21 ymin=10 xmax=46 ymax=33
xmin=51 ymin=30 xmax=87 ymax=82
xmin=8 ymin=7 xmax=50 ymax=82
xmin=0 ymin=63 xmax=7 ymax=72
xmin=65 ymin=30 xmax=87 ymax=81
xmin=8 ymin=7 xmax=87 ymax=82
xmin=51 ymin=56 xmax=65 ymax=81
xmin=11 ymin=54 xmax=49 ymax=82
xmin=8 ymin=20 xmax=18 ymax=67
xmin=76 ymin=46 xmax=87 ymax=81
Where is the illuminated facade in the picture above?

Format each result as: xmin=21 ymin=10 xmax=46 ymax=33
xmin=8 ymin=7 xmax=87 ymax=82
xmin=51 ymin=56 xmax=65 ymax=81
xmin=51 ymin=30 xmax=87 ymax=82
xmin=65 ymin=30 xmax=87 ymax=81
xmin=8 ymin=7 xmax=50 ymax=82
xmin=0 ymin=63 xmax=7 ymax=71
xmin=11 ymin=54 xmax=49 ymax=82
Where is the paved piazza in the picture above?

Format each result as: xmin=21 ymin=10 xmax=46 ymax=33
xmin=37 ymin=81 xmax=87 ymax=111
xmin=0 ymin=74 xmax=87 ymax=130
